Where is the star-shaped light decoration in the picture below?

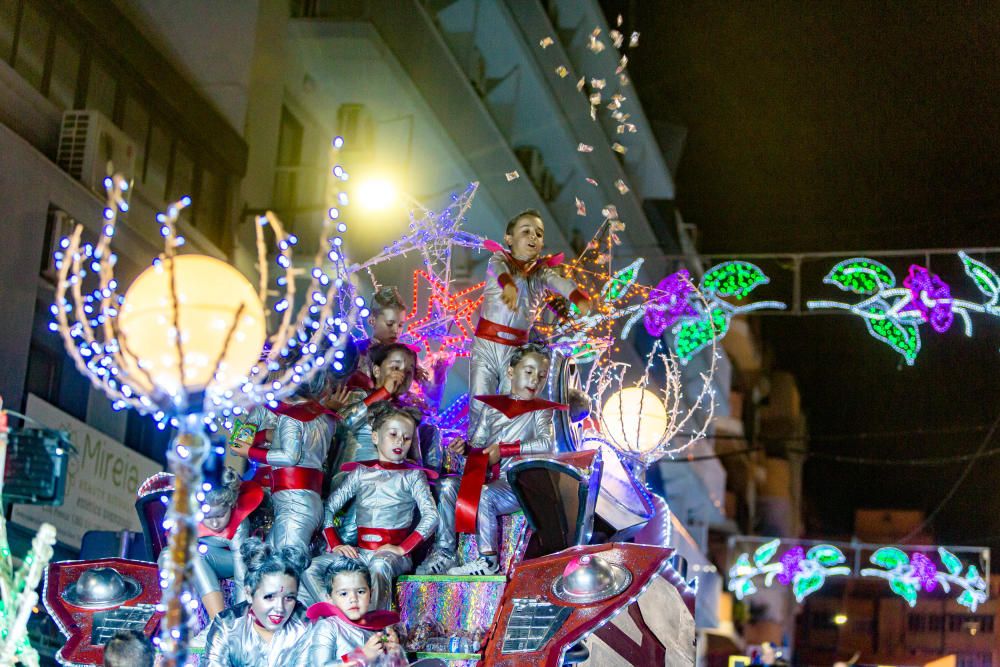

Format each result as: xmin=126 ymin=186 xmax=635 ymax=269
xmin=402 ymin=269 xmax=485 ymax=360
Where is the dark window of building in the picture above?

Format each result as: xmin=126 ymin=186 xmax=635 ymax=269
xmin=928 ymin=615 xmax=944 ymax=632
xmin=23 ymin=342 xmax=61 ymax=408
xmin=47 ymin=28 xmax=81 ymax=110
xmin=84 ymin=55 xmax=118 ymax=121
xmin=907 ymin=614 xmax=927 ymax=632
xmin=12 ymin=0 xmax=50 ymax=90
xmin=273 ymin=106 xmax=304 ymax=213
xmin=121 ymin=93 xmax=151 ymax=175
xmin=948 ymin=614 xmax=964 ymax=632
xmin=167 ymin=142 xmax=195 ymax=218
xmin=125 ymin=411 xmax=169 ymax=465
xmin=810 ymin=612 xmax=836 ymax=630
xmin=145 ymin=122 xmax=172 ymax=201
xmin=1 ymin=0 xmax=21 ymax=65
xmin=195 ymin=166 xmax=227 ymax=246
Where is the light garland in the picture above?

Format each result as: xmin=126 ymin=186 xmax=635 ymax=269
xmin=401 ymin=270 xmax=485 ymax=360
xmin=807 ymin=253 xmax=1000 ymax=365
xmin=728 ymin=538 xmax=990 ymax=611
xmin=50 ymin=141 xmax=362 ymax=663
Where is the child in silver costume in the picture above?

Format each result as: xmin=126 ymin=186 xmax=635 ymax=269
xmin=303 ymin=401 xmax=437 ymax=610
xmin=419 ymin=344 xmax=566 ymax=576
xmin=203 ymin=538 xmax=310 ymax=667
xmin=467 ymin=210 xmax=590 ymax=434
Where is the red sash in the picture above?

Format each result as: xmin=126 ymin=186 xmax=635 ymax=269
xmin=306 ymin=602 xmax=399 ymax=629
xmin=473 ymin=395 xmax=568 ymax=419
xmin=340 ymin=460 xmax=439 ymax=480
xmin=474 ymin=318 xmax=529 ymax=347
xmin=455 ymin=451 xmax=491 ymax=534
xmin=267 ymin=400 xmax=339 ymax=422
xmin=356 ymin=526 xmax=410 ymax=551
xmin=270 ymin=466 xmax=324 ymax=494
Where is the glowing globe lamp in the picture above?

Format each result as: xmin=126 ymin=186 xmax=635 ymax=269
xmin=602 ymin=387 xmax=668 ymax=453
xmin=117 ymin=255 xmax=266 ymax=399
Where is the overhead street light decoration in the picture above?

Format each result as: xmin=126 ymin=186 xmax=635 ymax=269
xmin=51 ymin=156 xmax=361 ymax=663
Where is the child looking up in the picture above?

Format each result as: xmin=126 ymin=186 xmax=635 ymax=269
xmin=468 ymin=210 xmax=590 ymax=431
xmin=419 ymin=343 xmax=566 ymax=576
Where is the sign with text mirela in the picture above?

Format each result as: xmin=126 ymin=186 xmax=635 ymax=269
xmin=12 ymin=395 xmax=162 ymax=550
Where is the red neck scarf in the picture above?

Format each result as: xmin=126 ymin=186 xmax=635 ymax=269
xmin=198 ymin=481 xmax=264 ymax=540
xmin=306 ymin=602 xmax=399 ymax=630
xmin=473 ymin=395 xmax=568 ymax=419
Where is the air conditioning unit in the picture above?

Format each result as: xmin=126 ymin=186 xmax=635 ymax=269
xmin=57 ymin=110 xmax=137 ymax=197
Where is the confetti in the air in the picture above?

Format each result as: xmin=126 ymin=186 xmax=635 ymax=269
xmin=577 ymin=77 xmax=586 ymax=91
xmin=619 ymin=73 xmax=630 ymax=86
xmin=610 ymin=30 xmax=624 ymax=49
xmin=577 ymin=143 xmax=594 ymax=153
xmin=616 ymin=55 xmax=629 ymax=75
xmin=539 ymin=36 xmax=554 ymax=49
xmin=590 ymin=106 xmax=597 ymax=121
xmin=602 ymin=205 xmax=619 ymax=219
xmin=611 ymin=142 xmax=627 ymax=154
xmin=587 ymin=29 xmax=605 ymax=54
xmin=575 ymin=198 xmax=587 ymax=216
xmin=589 ymin=92 xmax=602 ymax=106
xmin=617 ymin=14 xmax=623 ymax=27
xmin=630 ymin=31 xmax=640 ymax=47
xmin=585 ymin=178 xmax=599 ymax=187
xmin=555 ymin=65 xmax=569 ymax=78
xmin=590 ymin=78 xmax=606 ymax=90
xmin=505 ymin=171 xmax=520 ymax=182
xmin=610 ymin=219 xmax=626 ymax=232
xmin=615 ymin=179 xmax=629 ymax=194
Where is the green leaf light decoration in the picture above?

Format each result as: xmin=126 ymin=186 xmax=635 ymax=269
xmin=674 ymin=308 xmax=729 ymax=363
xmin=701 ymin=260 xmax=770 ymax=300
xmin=809 ymin=252 xmax=1000 ymax=364
xmin=600 ymin=259 xmax=643 ymax=303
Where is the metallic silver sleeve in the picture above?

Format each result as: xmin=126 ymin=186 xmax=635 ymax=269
xmin=265 ymin=416 xmax=304 ymax=468
xmin=304 ymin=615 xmax=370 ymax=667
xmin=204 ymin=602 xmax=309 ymax=667
xmin=408 ymin=470 xmax=438 ymax=540
xmin=519 ymin=406 xmax=557 ymax=455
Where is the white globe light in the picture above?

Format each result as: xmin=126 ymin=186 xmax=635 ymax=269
xmin=118 ymin=255 xmax=266 ymax=397
xmin=602 ymin=387 xmax=668 ymax=453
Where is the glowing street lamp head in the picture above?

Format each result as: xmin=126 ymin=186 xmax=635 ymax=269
xmin=601 ymin=387 xmax=668 ymax=453
xmin=117 ymin=255 xmax=267 ymax=399
xmin=355 ymin=177 xmax=398 ymax=211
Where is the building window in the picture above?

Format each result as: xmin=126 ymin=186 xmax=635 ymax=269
xmin=144 ymin=122 xmax=172 ymax=202
xmin=907 ymin=614 xmax=927 ymax=632
xmin=195 ymin=167 xmax=227 ymax=246
xmin=927 ymin=614 xmax=944 ymax=632
xmin=121 ymin=93 xmax=151 ymax=177
xmin=84 ymin=55 xmax=118 ymax=121
xmin=0 ymin=0 xmax=17 ymax=64
xmin=11 ymin=0 xmax=50 ymax=91
xmin=47 ymin=29 xmax=81 ymax=110
xmin=167 ymin=143 xmax=195 ymax=213
xmin=273 ymin=105 xmax=304 ymax=214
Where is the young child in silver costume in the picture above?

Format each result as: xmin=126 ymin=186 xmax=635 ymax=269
xmin=203 ymin=538 xmax=310 ymax=667
xmin=419 ymin=343 xmax=565 ymax=576
xmin=467 ymin=210 xmax=590 ymax=433
xmin=303 ymin=401 xmax=437 ymax=610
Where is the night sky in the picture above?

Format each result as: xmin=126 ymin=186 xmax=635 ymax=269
xmin=602 ymin=1 xmax=1000 ymax=558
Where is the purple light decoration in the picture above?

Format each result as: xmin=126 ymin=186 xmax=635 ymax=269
xmin=910 ymin=552 xmax=938 ymax=592
xmin=777 ymin=546 xmax=805 ymax=586
xmin=904 ymin=265 xmax=954 ymax=333
xmin=644 ymin=270 xmax=699 ymax=337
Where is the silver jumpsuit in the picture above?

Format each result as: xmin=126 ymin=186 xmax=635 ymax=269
xmin=468 ymin=252 xmax=585 ymax=433
xmin=304 ymin=463 xmax=437 ymax=610
xmin=285 ymin=607 xmax=402 ymax=666
xmin=160 ymin=523 xmax=249 ymax=603
xmin=203 ymin=601 xmax=309 ymax=667
xmin=436 ymin=398 xmax=559 ymax=556
xmin=249 ymin=405 xmax=336 ymax=553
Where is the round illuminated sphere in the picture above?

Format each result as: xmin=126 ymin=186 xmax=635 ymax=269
xmin=601 ymin=387 xmax=668 ymax=452
xmin=118 ymin=255 xmax=266 ymax=398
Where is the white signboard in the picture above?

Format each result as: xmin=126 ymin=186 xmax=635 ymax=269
xmin=11 ymin=394 xmax=162 ymax=549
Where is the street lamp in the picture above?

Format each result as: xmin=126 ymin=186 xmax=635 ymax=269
xmin=52 ymin=173 xmax=361 ymax=664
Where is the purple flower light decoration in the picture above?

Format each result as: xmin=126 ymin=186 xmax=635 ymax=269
xmin=777 ymin=546 xmax=805 ymax=586
xmin=644 ymin=270 xmax=699 ymax=337
xmin=903 ymin=265 xmax=954 ymax=333
xmin=910 ymin=552 xmax=938 ymax=592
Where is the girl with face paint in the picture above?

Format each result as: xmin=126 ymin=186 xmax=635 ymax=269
xmin=293 ymin=557 xmax=404 ymax=666
xmin=203 ymin=538 xmax=310 ymax=667
xmin=301 ymin=402 xmax=437 ymax=610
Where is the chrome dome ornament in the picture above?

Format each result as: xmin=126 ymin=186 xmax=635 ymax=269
xmin=61 ymin=567 xmax=142 ymax=609
xmin=552 ymin=554 xmax=632 ymax=604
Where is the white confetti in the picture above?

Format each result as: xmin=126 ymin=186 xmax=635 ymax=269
xmin=505 ymin=171 xmax=520 ymax=182
xmin=611 ymin=142 xmax=627 ymax=155
xmin=585 ymin=178 xmax=599 ymax=187
xmin=616 ymin=55 xmax=629 ymax=75
xmin=575 ymin=198 xmax=587 ymax=216
xmin=555 ymin=65 xmax=569 ymax=78
xmin=629 ymin=31 xmax=640 ymax=47
xmin=619 ymin=73 xmax=630 ymax=86
xmin=589 ymin=92 xmax=602 ymax=106
xmin=539 ymin=36 xmax=554 ymax=49
xmin=576 ymin=77 xmax=586 ymax=92
xmin=590 ymin=105 xmax=597 ymax=121
xmin=577 ymin=143 xmax=594 ymax=153
xmin=602 ymin=205 xmax=619 ymax=219
xmin=590 ymin=78 xmax=606 ymax=90
xmin=617 ymin=14 xmax=623 ymax=27
xmin=610 ymin=30 xmax=624 ymax=49
xmin=615 ymin=180 xmax=629 ymax=194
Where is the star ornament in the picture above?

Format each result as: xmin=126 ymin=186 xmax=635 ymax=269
xmin=403 ymin=269 xmax=485 ymax=358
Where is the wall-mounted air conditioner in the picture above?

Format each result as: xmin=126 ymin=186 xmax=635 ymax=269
xmin=57 ymin=110 xmax=137 ymax=198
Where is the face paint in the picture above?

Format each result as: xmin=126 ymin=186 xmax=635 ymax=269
xmin=248 ymin=573 xmax=298 ymax=632
xmin=327 ymin=571 xmax=372 ymax=621
xmin=507 ymin=353 xmax=550 ymax=400
xmin=373 ymin=414 xmax=416 ymax=463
